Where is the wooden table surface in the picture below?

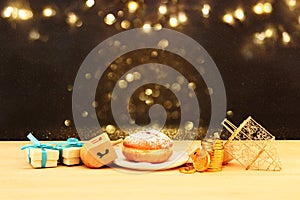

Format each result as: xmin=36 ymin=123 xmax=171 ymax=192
xmin=0 ymin=140 xmax=299 ymax=200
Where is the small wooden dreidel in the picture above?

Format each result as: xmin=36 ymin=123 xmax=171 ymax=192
xmin=80 ymin=133 xmax=122 ymax=168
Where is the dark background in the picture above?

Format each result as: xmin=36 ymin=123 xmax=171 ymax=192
xmin=0 ymin=0 xmax=299 ymax=140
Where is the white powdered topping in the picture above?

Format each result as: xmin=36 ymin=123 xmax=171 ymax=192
xmin=126 ymin=129 xmax=172 ymax=149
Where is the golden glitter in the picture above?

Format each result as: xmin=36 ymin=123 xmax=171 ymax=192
xmin=142 ymin=22 xmax=151 ymax=32
xmin=121 ymin=20 xmax=131 ymax=29
xmin=85 ymin=0 xmax=95 ymax=8
xmin=227 ymin=110 xmax=233 ymax=117
xmin=205 ymin=87 xmax=214 ymax=95
xmin=139 ymin=92 xmax=147 ymax=101
xmin=1 ymin=6 xmax=13 ymax=18
xmin=265 ymin=28 xmax=274 ymax=38
xmin=171 ymin=83 xmax=181 ymax=92
xmin=263 ymin=2 xmax=272 ymax=14
xmin=106 ymin=124 xmax=116 ymax=134
xmin=75 ymin=20 xmax=83 ymax=27
xmin=158 ymin=5 xmax=167 ymax=15
xmin=145 ymin=88 xmax=153 ymax=96
xmin=81 ymin=111 xmax=88 ymax=118
xmin=29 ymin=30 xmax=40 ymax=40
xmin=145 ymin=98 xmax=154 ymax=105
xmin=92 ymin=101 xmax=98 ymax=108
xmin=157 ymin=39 xmax=169 ymax=49
xmin=117 ymin=10 xmax=124 ymax=17
xmin=154 ymin=23 xmax=162 ymax=30
xmin=118 ymin=80 xmax=128 ymax=88
xmin=188 ymin=82 xmax=196 ymax=90
xmin=126 ymin=58 xmax=132 ymax=64
xmin=201 ymin=4 xmax=211 ymax=18
xmin=125 ymin=73 xmax=134 ymax=82
xmin=152 ymin=89 xmax=160 ymax=97
xmin=66 ymin=84 xmax=73 ymax=92
xmin=176 ymin=76 xmax=184 ymax=84
xmin=171 ymin=111 xmax=180 ymax=119
xmin=185 ymin=121 xmax=194 ymax=131
xmin=127 ymin=1 xmax=139 ymax=13
xmin=104 ymin=13 xmax=116 ymax=25
xmin=66 ymin=12 xmax=78 ymax=25
xmin=64 ymin=120 xmax=71 ymax=127
xmin=42 ymin=7 xmax=56 ymax=17
xmin=85 ymin=73 xmax=92 ymax=80
xmin=234 ymin=8 xmax=245 ymax=21
xmin=178 ymin=11 xmax=188 ymax=24
xmin=110 ymin=63 xmax=117 ymax=70
xmin=282 ymin=32 xmax=291 ymax=44
xmin=223 ymin=13 xmax=234 ymax=25
xmin=133 ymin=71 xmax=141 ymax=80
xmin=169 ymin=15 xmax=179 ymax=27
xmin=151 ymin=50 xmax=158 ymax=57
xmin=163 ymin=100 xmax=173 ymax=109
xmin=286 ymin=0 xmax=297 ymax=8
xmin=253 ymin=3 xmax=264 ymax=15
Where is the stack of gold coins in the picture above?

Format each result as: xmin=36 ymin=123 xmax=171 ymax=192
xmin=206 ymin=139 xmax=224 ymax=172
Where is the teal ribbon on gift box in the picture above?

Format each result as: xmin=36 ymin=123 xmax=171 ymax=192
xmin=21 ymin=133 xmax=57 ymax=168
xmin=50 ymin=138 xmax=84 ymax=163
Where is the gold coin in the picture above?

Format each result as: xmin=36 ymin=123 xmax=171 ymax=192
xmin=179 ymin=165 xmax=196 ymax=174
xmin=207 ymin=169 xmax=222 ymax=172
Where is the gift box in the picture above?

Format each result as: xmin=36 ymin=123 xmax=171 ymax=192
xmin=51 ymin=138 xmax=84 ymax=166
xmin=21 ymin=133 xmax=59 ymax=168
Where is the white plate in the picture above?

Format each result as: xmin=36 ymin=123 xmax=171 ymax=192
xmin=113 ymin=148 xmax=189 ymax=171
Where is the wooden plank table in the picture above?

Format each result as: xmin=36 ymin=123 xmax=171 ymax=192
xmin=0 ymin=141 xmax=299 ymax=200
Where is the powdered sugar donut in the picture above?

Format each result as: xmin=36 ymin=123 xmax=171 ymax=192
xmin=122 ymin=130 xmax=173 ymax=163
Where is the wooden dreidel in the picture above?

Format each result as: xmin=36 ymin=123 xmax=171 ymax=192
xmin=80 ymin=133 xmax=123 ymax=168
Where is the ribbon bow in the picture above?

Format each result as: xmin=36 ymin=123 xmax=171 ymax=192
xmin=21 ymin=133 xmax=57 ymax=168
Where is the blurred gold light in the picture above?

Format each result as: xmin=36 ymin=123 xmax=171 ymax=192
xmin=178 ymin=11 xmax=188 ymax=24
xmin=125 ymin=73 xmax=134 ymax=82
xmin=184 ymin=121 xmax=194 ymax=131
xmin=254 ymin=32 xmax=266 ymax=44
xmin=265 ymin=28 xmax=274 ymax=38
xmin=128 ymin=1 xmax=139 ymax=13
xmin=145 ymin=88 xmax=153 ymax=96
xmin=286 ymin=0 xmax=296 ymax=8
xmin=154 ymin=23 xmax=162 ymax=30
xmin=64 ymin=120 xmax=71 ymax=127
xmin=201 ymin=4 xmax=211 ymax=18
xmin=234 ymin=8 xmax=245 ymax=21
xmin=18 ymin=9 xmax=33 ymax=20
xmin=142 ymin=22 xmax=151 ymax=32
xmin=29 ymin=30 xmax=40 ymax=40
xmin=169 ymin=15 xmax=179 ymax=27
xmin=253 ymin=3 xmax=264 ymax=15
xmin=86 ymin=0 xmax=95 ymax=8
xmin=43 ymin=7 xmax=56 ymax=17
xmin=118 ymin=80 xmax=128 ymax=88
xmin=104 ymin=13 xmax=116 ymax=25
xmin=106 ymin=125 xmax=116 ymax=134
xmin=223 ymin=13 xmax=234 ymax=25
xmin=121 ymin=20 xmax=131 ymax=29
xmin=282 ymin=32 xmax=291 ymax=44
xmin=298 ymin=16 xmax=300 ymax=24
xmin=263 ymin=2 xmax=272 ymax=14
xmin=158 ymin=5 xmax=167 ymax=15
xmin=1 ymin=6 xmax=13 ymax=18
xmin=66 ymin=12 xmax=78 ymax=25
